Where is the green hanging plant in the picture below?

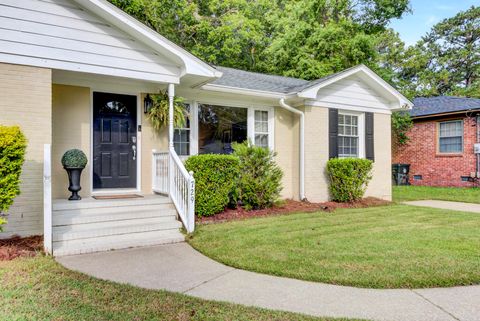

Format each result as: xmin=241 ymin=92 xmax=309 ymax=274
xmin=147 ymin=91 xmax=187 ymax=132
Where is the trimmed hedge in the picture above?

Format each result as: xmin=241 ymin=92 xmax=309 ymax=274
xmin=326 ymin=158 xmax=373 ymax=202
xmin=185 ymin=154 xmax=240 ymax=216
xmin=232 ymin=141 xmax=283 ymax=210
xmin=0 ymin=125 xmax=27 ymax=229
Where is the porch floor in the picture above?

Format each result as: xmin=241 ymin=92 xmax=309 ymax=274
xmin=52 ymin=194 xmax=184 ymax=256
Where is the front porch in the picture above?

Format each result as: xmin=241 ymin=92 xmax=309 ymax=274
xmin=51 ymin=195 xmax=184 ymax=256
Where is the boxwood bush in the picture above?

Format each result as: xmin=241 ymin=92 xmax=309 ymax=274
xmin=0 ymin=125 xmax=27 ymax=231
xmin=326 ymin=158 xmax=373 ymax=202
xmin=185 ymin=154 xmax=239 ymax=216
xmin=232 ymin=141 xmax=283 ymax=210
xmin=61 ymin=149 xmax=88 ymax=168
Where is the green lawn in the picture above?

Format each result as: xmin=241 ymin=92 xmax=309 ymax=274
xmin=0 ymin=256 xmax=358 ymax=321
xmin=393 ymin=185 xmax=480 ymax=203
xmin=189 ymin=205 xmax=480 ymax=289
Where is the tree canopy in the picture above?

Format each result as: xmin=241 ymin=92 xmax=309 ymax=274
xmin=109 ymin=0 xmax=410 ymax=80
xmin=398 ymin=6 xmax=480 ymax=98
xmin=109 ymin=0 xmax=479 ymax=100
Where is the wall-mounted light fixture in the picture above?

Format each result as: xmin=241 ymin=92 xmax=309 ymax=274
xmin=144 ymin=94 xmax=153 ymax=114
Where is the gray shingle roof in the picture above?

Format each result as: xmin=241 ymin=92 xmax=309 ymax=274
xmin=211 ymin=66 xmax=309 ymax=94
xmin=211 ymin=66 xmax=361 ymax=94
xmin=411 ymin=97 xmax=480 ymax=117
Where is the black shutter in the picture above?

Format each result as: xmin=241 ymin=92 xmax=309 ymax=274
xmin=329 ymin=108 xmax=339 ymax=159
xmin=365 ymin=112 xmax=375 ymax=161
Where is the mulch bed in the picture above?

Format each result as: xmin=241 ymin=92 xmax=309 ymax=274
xmin=0 ymin=235 xmax=43 ymax=261
xmin=198 ymin=197 xmax=391 ymax=224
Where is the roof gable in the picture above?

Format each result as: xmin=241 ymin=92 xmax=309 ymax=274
xmin=0 ymin=0 xmax=219 ymax=83
xmin=297 ymin=65 xmax=412 ymax=109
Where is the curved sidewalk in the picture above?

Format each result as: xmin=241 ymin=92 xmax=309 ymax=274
xmin=57 ymin=243 xmax=480 ymax=321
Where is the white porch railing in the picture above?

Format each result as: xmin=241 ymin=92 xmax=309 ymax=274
xmin=152 ymin=149 xmax=195 ymax=233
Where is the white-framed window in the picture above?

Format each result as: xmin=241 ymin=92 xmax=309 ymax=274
xmin=254 ymin=110 xmax=269 ymax=148
xmin=338 ymin=111 xmax=364 ymax=158
xmin=438 ymin=120 xmax=463 ymax=153
xmin=174 ymin=104 xmax=190 ymax=156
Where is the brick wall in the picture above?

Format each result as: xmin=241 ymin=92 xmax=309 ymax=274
xmin=0 ymin=63 xmax=52 ymax=237
xmin=393 ymin=116 xmax=478 ymax=187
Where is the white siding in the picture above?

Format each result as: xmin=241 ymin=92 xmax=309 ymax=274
xmin=0 ymin=0 xmax=181 ymax=82
xmin=315 ymin=75 xmax=392 ymax=111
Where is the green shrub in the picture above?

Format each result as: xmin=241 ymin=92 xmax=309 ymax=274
xmin=232 ymin=141 xmax=283 ymax=210
xmin=326 ymin=158 xmax=373 ymax=202
xmin=185 ymin=154 xmax=240 ymax=216
xmin=0 ymin=217 xmax=5 ymax=232
xmin=61 ymin=149 xmax=88 ymax=168
xmin=0 ymin=125 xmax=27 ymax=219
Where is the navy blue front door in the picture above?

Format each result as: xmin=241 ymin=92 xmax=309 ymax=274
xmin=93 ymin=92 xmax=137 ymax=189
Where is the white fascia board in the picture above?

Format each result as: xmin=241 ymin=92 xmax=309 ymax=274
xmin=0 ymin=53 xmax=180 ymax=84
xmin=201 ymin=84 xmax=294 ymax=99
xmin=305 ymin=100 xmax=392 ymax=115
xmin=298 ymin=65 xmax=413 ymax=109
xmin=74 ymin=0 xmax=222 ymax=79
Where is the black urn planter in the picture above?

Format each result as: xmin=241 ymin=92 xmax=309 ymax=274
xmin=65 ymin=167 xmax=84 ymax=201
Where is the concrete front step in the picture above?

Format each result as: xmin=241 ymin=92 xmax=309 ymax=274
xmin=52 ymin=195 xmax=184 ymax=256
xmin=53 ymin=220 xmax=182 ymax=242
xmin=53 ymin=229 xmax=185 ymax=256
xmin=53 ymin=203 xmax=176 ymax=217
xmin=53 ymin=208 xmax=178 ymax=226
xmin=53 ymin=196 xmax=171 ymax=211
xmin=53 ymin=215 xmax=178 ymax=231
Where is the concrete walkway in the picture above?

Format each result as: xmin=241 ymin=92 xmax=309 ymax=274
xmin=404 ymin=200 xmax=480 ymax=213
xmin=58 ymin=243 xmax=480 ymax=321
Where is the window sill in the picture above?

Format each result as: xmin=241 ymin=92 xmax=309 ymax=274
xmin=435 ymin=153 xmax=464 ymax=158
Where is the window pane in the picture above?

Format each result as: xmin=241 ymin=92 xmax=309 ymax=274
xmin=255 ymin=121 xmax=268 ymax=133
xmin=255 ymin=110 xmax=268 ymax=122
xmin=198 ymin=104 xmax=247 ymax=154
xmin=255 ymin=134 xmax=269 ymax=148
xmin=439 ymin=137 xmax=462 ymax=153
xmin=173 ymin=129 xmax=190 ymax=156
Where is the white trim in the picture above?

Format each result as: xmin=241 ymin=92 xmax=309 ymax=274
xmin=73 ymin=0 xmax=221 ymax=79
xmin=89 ymin=89 xmax=142 ymax=193
xmin=305 ymin=100 xmax=392 ymax=115
xmin=0 ymin=53 xmax=181 ymax=84
xmin=43 ymin=144 xmax=52 ymax=255
xmin=250 ymin=107 xmax=275 ymax=150
xmin=297 ymin=65 xmax=413 ymax=109
xmin=201 ymin=83 xmax=293 ymax=99
xmin=338 ymin=110 xmax=365 ymax=159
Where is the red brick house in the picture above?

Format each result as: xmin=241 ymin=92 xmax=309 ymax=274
xmin=393 ymin=96 xmax=480 ymax=187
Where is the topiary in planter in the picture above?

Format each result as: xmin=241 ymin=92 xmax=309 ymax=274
xmin=61 ymin=149 xmax=87 ymax=201
xmin=61 ymin=149 xmax=88 ymax=169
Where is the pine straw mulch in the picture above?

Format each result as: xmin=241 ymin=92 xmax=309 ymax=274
xmin=0 ymin=235 xmax=43 ymax=261
xmin=198 ymin=197 xmax=391 ymax=224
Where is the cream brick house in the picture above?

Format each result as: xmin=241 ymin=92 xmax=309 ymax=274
xmin=0 ymin=0 xmax=412 ymax=255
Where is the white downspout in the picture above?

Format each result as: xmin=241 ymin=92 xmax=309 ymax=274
xmin=279 ymin=98 xmax=305 ymax=201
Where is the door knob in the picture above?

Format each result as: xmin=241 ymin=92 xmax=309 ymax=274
xmin=132 ymin=145 xmax=137 ymax=160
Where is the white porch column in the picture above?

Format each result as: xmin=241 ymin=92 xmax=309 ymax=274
xmin=168 ymin=84 xmax=175 ymax=149
xmin=43 ymin=144 xmax=52 ymax=255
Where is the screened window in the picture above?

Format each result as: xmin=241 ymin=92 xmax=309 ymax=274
xmin=254 ymin=110 xmax=269 ymax=148
xmin=438 ymin=120 xmax=463 ymax=153
xmin=174 ymin=104 xmax=190 ymax=156
xmin=338 ymin=114 xmax=359 ymax=157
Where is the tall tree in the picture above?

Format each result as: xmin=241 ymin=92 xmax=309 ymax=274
xmin=109 ymin=0 xmax=411 ymax=80
xmin=400 ymin=6 xmax=480 ymax=98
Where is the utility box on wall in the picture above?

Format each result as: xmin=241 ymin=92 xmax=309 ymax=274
xmin=474 ymin=143 xmax=480 ymax=154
